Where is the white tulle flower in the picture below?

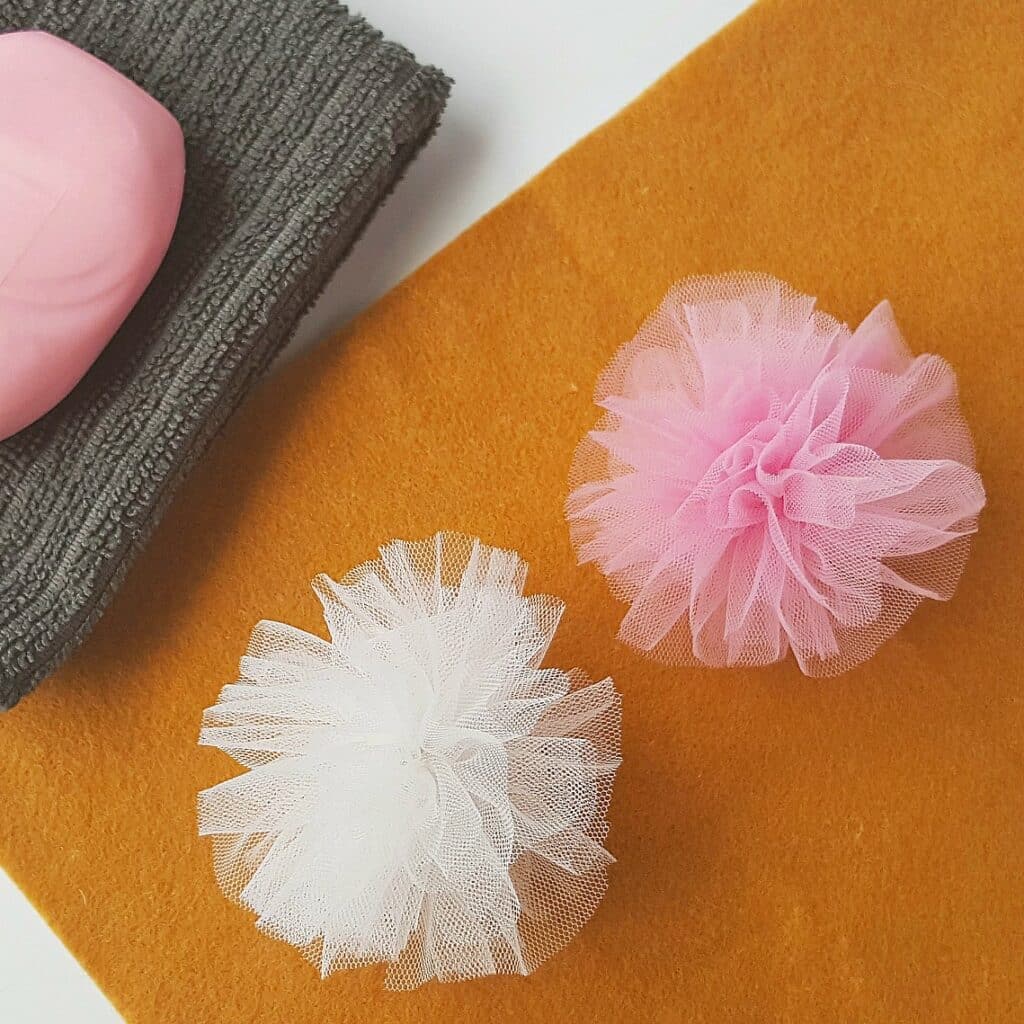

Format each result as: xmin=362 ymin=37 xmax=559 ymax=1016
xmin=198 ymin=533 xmax=621 ymax=990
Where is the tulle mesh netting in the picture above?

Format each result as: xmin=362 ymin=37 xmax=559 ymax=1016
xmin=567 ymin=274 xmax=986 ymax=676
xmin=198 ymin=533 xmax=621 ymax=990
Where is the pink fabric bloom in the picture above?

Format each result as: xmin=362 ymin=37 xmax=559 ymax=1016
xmin=567 ymin=274 xmax=986 ymax=676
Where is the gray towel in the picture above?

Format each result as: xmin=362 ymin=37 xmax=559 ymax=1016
xmin=0 ymin=1 xmax=451 ymax=709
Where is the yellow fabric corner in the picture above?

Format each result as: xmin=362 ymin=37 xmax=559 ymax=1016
xmin=3 ymin=0 xmax=1024 ymax=1020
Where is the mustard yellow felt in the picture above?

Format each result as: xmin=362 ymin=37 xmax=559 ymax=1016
xmin=2 ymin=0 xmax=1023 ymax=1019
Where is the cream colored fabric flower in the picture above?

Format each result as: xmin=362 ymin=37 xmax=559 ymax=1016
xmin=199 ymin=533 xmax=621 ymax=989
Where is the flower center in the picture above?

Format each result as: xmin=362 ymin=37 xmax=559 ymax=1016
xmin=704 ymin=412 xmax=801 ymax=529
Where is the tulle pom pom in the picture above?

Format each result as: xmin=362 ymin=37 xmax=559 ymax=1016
xmin=198 ymin=533 xmax=621 ymax=990
xmin=567 ymin=274 xmax=986 ymax=676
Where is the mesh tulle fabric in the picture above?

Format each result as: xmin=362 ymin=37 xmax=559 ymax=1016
xmin=198 ymin=533 xmax=621 ymax=990
xmin=567 ymin=274 xmax=986 ymax=676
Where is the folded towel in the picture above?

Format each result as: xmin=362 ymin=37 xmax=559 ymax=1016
xmin=0 ymin=0 xmax=450 ymax=708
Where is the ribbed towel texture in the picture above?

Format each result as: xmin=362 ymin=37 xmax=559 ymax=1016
xmin=0 ymin=1 xmax=451 ymax=709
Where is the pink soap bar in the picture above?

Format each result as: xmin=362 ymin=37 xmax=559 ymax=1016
xmin=0 ymin=31 xmax=185 ymax=441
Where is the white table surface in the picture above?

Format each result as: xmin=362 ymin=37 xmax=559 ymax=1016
xmin=0 ymin=1 xmax=752 ymax=1019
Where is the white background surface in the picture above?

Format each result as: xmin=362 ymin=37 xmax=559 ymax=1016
xmin=0 ymin=1 xmax=751 ymax=1020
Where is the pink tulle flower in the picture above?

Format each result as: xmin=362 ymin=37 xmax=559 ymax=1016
xmin=567 ymin=274 xmax=986 ymax=676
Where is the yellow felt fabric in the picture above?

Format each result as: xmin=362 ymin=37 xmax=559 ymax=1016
xmin=2 ymin=0 xmax=1024 ymax=1020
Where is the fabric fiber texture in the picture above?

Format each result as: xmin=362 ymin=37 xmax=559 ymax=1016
xmin=0 ymin=0 xmax=451 ymax=709
xmin=1 ymin=0 xmax=1023 ymax=1020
